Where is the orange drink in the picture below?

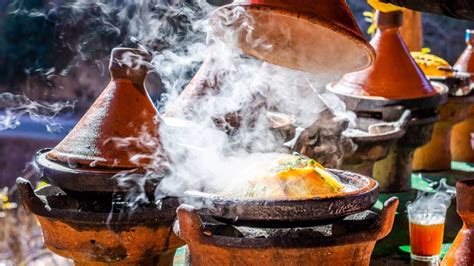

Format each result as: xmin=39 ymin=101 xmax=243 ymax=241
xmin=407 ymin=206 xmax=447 ymax=263
xmin=409 ymin=221 xmax=445 ymax=256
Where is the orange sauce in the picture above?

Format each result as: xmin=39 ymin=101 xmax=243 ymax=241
xmin=409 ymin=222 xmax=445 ymax=256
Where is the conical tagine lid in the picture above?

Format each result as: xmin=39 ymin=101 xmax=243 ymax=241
xmin=209 ymin=0 xmax=375 ymax=76
xmin=330 ymin=11 xmax=437 ymax=99
xmin=454 ymin=29 xmax=474 ymax=78
xmin=47 ymin=48 xmax=160 ymax=168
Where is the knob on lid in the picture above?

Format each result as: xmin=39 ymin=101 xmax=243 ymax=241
xmin=47 ymin=48 xmax=160 ymax=169
xmin=454 ymin=29 xmax=474 ymax=77
xmin=330 ymin=11 xmax=437 ymax=99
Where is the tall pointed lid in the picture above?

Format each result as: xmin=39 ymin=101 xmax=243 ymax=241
xmin=330 ymin=11 xmax=437 ymax=99
xmin=454 ymin=29 xmax=474 ymax=78
xmin=209 ymin=0 xmax=375 ymax=76
xmin=47 ymin=48 xmax=160 ymax=169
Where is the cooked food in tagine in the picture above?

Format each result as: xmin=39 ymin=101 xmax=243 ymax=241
xmin=411 ymin=50 xmax=455 ymax=77
xmin=224 ymin=155 xmax=345 ymax=199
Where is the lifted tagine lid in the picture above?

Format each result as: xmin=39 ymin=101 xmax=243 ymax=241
xmin=209 ymin=0 xmax=375 ymax=76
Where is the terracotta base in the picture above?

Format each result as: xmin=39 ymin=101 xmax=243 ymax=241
xmin=373 ymin=146 xmax=414 ymax=192
xmin=74 ymin=250 xmax=176 ymax=266
xmin=451 ymin=105 xmax=474 ymax=163
xmin=190 ymin=243 xmax=376 ymax=265
xmin=412 ymin=122 xmax=454 ymax=171
xmin=176 ymin=198 xmax=398 ymax=266
xmin=413 ymin=96 xmax=473 ymax=171
xmin=373 ymin=115 xmax=438 ymax=192
xmin=16 ymin=179 xmax=184 ymax=266
xmin=342 ymin=128 xmax=405 ymax=177
xmin=37 ymin=217 xmax=182 ymax=266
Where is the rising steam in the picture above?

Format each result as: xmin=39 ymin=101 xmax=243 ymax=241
xmin=0 ymin=93 xmax=74 ymax=133
xmin=407 ymin=178 xmax=456 ymax=225
xmin=153 ymin=2 xmax=358 ymax=198
xmin=3 ymin=1 xmax=360 ymax=205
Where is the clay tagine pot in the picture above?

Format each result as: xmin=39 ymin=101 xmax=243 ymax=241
xmin=451 ymin=29 xmax=474 ymax=163
xmin=17 ymin=178 xmax=183 ymax=266
xmin=341 ymin=111 xmax=409 ymax=177
xmin=327 ymin=11 xmax=448 ymax=192
xmin=17 ymin=48 xmax=185 ymax=265
xmin=38 ymin=47 xmax=163 ymax=193
xmin=412 ymin=97 xmax=472 ymax=171
xmin=175 ymin=197 xmax=399 ymax=266
xmin=412 ymin=52 xmax=474 ymax=171
xmin=442 ymin=179 xmax=474 ymax=266
xmin=329 ymin=11 xmax=436 ymax=99
xmin=452 ymin=106 xmax=474 ymax=163
xmin=47 ymin=47 xmax=159 ymax=169
xmin=208 ymin=0 xmax=375 ymax=76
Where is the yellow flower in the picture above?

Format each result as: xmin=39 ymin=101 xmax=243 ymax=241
xmin=364 ymin=11 xmax=378 ymax=35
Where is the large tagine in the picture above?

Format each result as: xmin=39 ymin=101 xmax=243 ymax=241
xmin=184 ymin=154 xmax=379 ymax=227
xmin=451 ymin=29 xmax=474 ymax=163
xmin=327 ymin=10 xmax=447 ymax=192
xmin=17 ymin=48 xmax=184 ymax=265
xmin=176 ymin=154 xmax=394 ymax=265
xmin=48 ymin=48 xmax=159 ymax=169
xmin=38 ymin=48 xmax=163 ymax=193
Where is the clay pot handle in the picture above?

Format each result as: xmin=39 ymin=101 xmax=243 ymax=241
xmin=374 ymin=196 xmax=399 ymax=240
xmin=109 ymin=47 xmax=151 ymax=87
xmin=176 ymin=204 xmax=205 ymax=244
xmin=16 ymin=177 xmax=49 ymax=213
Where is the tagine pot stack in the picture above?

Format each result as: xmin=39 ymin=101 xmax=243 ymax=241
xmin=410 ymin=49 xmax=473 ymax=171
xmin=327 ymin=10 xmax=448 ymax=192
xmin=451 ymin=30 xmax=474 ymax=163
xmin=16 ymin=48 xmax=184 ymax=265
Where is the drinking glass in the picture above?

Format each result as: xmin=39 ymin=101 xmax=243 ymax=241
xmin=407 ymin=205 xmax=447 ymax=263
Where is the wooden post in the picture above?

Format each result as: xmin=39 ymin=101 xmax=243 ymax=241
xmin=400 ymin=10 xmax=423 ymax=51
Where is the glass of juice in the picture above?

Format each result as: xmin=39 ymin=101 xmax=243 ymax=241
xmin=408 ymin=205 xmax=447 ymax=263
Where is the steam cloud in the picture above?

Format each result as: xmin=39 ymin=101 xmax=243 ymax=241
xmin=152 ymin=2 xmax=358 ymax=199
xmin=407 ymin=178 xmax=456 ymax=225
xmin=3 ymin=1 xmax=362 ymax=205
xmin=0 ymin=93 xmax=74 ymax=133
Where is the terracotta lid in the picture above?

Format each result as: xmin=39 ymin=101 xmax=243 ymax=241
xmin=47 ymin=48 xmax=160 ymax=169
xmin=330 ymin=11 xmax=437 ymax=99
xmin=209 ymin=0 xmax=375 ymax=76
xmin=454 ymin=29 xmax=474 ymax=78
